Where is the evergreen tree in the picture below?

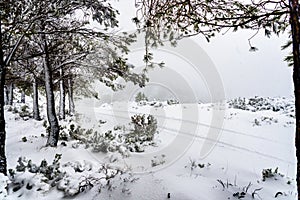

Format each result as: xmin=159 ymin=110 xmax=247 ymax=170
xmin=0 ymin=0 xmax=149 ymax=175
xmin=0 ymin=0 xmax=126 ymax=175
xmin=135 ymin=92 xmax=148 ymax=102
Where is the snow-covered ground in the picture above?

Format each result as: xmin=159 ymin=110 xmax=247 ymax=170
xmin=1 ymin=97 xmax=297 ymax=199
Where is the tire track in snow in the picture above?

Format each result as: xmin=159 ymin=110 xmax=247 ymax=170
xmin=95 ymin=109 xmax=295 ymax=165
xmin=96 ymin=107 xmax=289 ymax=145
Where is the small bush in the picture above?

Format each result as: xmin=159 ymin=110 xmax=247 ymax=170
xmin=151 ymin=155 xmax=166 ymax=167
xmin=167 ymin=99 xmax=179 ymax=105
xmin=88 ymin=131 xmax=119 ymax=153
xmin=216 ymin=179 xmax=262 ymax=199
xmin=21 ymin=137 xmax=27 ymax=142
xmin=7 ymin=155 xmax=126 ymax=198
xmin=253 ymin=116 xmax=278 ymax=126
xmin=125 ymin=114 xmax=158 ymax=152
xmin=7 ymin=106 xmax=13 ymax=112
xmin=13 ymin=107 xmax=18 ymax=114
xmin=8 ymin=154 xmax=64 ymax=196
xmin=228 ymin=96 xmax=294 ymax=117
xmin=262 ymin=167 xmax=283 ymax=181
xmin=18 ymin=105 xmax=31 ymax=119
xmin=59 ymin=116 xmax=158 ymax=155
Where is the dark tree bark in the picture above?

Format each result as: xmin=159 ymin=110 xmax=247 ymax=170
xmin=68 ymin=76 xmax=75 ymax=115
xmin=21 ymin=90 xmax=25 ymax=103
xmin=0 ymin=20 xmax=7 ymax=176
xmin=290 ymin=0 xmax=300 ymax=198
xmin=41 ymin=30 xmax=59 ymax=147
xmin=4 ymin=86 xmax=8 ymax=105
xmin=32 ymin=77 xmax=40 ymax=120
xmin=59 ymin=67 xmax=65 ymax=120
xmin=8 ymin=82 xmax=13 ymax=106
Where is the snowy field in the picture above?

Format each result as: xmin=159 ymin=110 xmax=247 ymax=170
xmin=0 ymin=96 xmax=297 ymax=200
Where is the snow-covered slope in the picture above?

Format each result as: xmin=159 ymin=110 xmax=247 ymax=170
xmin=1 ymin=97 xmax=297 ymax=199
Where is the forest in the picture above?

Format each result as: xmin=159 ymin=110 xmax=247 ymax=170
xmin=0 ymin=0 xmax=299 ymax=199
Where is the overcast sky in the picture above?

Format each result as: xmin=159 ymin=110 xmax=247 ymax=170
xmin=98 ymin=0 xmax=294 ymax=102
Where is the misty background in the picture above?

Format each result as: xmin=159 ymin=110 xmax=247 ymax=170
xmin=93 ymin=0 xmax=293 ymax=103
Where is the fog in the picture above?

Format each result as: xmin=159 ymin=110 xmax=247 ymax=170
xmin=95 ymin=0 xmax=294 ymax=103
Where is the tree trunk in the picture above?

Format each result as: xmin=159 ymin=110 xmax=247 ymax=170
xmin=59 ymin=67 xmax=65 ymax=120
xmin=68 ymin=76 xmax=75 ymax=115
xmin=32 ymin=77 xmax=40 ymax=120
xmin=41 ymin=30 xmax=59 ymax=147
xmin=8 ymin=82 xmax=13 ymax=106
xmin=289 ymin=0 xmax=300 ymax=198
xmin=0 ymin=21 xmax=7 ymax=176
xmin=4 ymin=86 xmax=8 ymax=105
xmin=21 ymin=90 xmax=25 ymax=103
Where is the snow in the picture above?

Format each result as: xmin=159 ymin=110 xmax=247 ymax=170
xmin=0 ymin=96 xmax=297 ymax=199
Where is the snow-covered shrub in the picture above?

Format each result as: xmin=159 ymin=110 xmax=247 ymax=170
xmin=216 ymin=179 xmax=262 ymax=199
xmin=149 ymin=101 xmax=163 ymax=107
xmin=253 ymin=118 xmax=261 ymax=126
xmin=83 ymin=114 xmax=159 ymax=153
xmin=6 ymin=104 xmax=32 ymax=120
xmin=185 ymin=158 xmax=210 ymax=171
xmin=12 ymin=107 xmax=18 ymax=114
xmin=21 ymin=136 xmax=27 ymax=142
xmin=68 ymin=123 xmax=84 ymax=137
xmin=7 ymin=155 xmax=126 ymax=198
xmin=253 ymin=116 xmax=278 ymax=126
xmin=57 ymin=162 xmax=124 ymax=197
xmin=7 ymin=154 xmax=64 ymax=197
xmin=167 ymin=99 xmax=179 ymax=105
xmin=151 ymin=154 xmax=166 ymax=167
xmin=19 ymin=105 xmax=31 ymax=119
xmin=57 ymin=115 xmax=158 ymax=154
xmin=6 ymin=106 xmax=13 ymax=112
xmin=47 ymin=118 xmax=82 ymax=140
xmin=69 ymin=127 xmax=125 ymax=154
xmin=228 ymin=96 xmax=295 ymax=117
xmin=284 ymin=121 xmax=294 ymax=127
xmin=125 ymin=114 xmax=158 ymax=152
xmin=129 ymin=114 xmax=157 ymax=141
xmin=10 ymin=154 xmax=63 ymax=181
xmin=88 ymin=131 xmax=119 ymax=153
xmin=228 ymin=97 xmax=248 ymax=110
xmin=114 ymin=125 xmax=125 ymax=131
xmin=262 ymin=167 xmax=283 ymax=181
xmin=58 ymin=122 xmax=86 ymax=142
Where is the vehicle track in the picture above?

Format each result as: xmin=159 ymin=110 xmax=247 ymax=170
xmin=96 ymin=107 xmax=290 ymax=145
xmin=95 ymin=109 xmax=295 ymax=165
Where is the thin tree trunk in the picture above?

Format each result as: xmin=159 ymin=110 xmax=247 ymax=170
xmin=4 ymin=86 xmax=8 ymax=105
xmin=33 ymin=77 xmax=40 ymax=120
xmin=289 ymin=0 xmax=300 ymax=198
xmin=59 ymin=67 xmax=65 ymax=120
xmin=0 ymin=20 xmax=7 ymax=175
xmin=41 ymin=29 xmax=59 ymax=147
xmin=8 ymin=82 xmax=13 ymax=106
xmin=21 ymin=90 xmax=25 ymax=103
xmin=68 ymin=76 xmax=75 ymax=115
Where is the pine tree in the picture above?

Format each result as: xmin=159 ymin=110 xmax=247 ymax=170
xmin=0 ymin=0 xmax=125 ymax=174
xmin=0 ymin=0 xmax=149 ymax=175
